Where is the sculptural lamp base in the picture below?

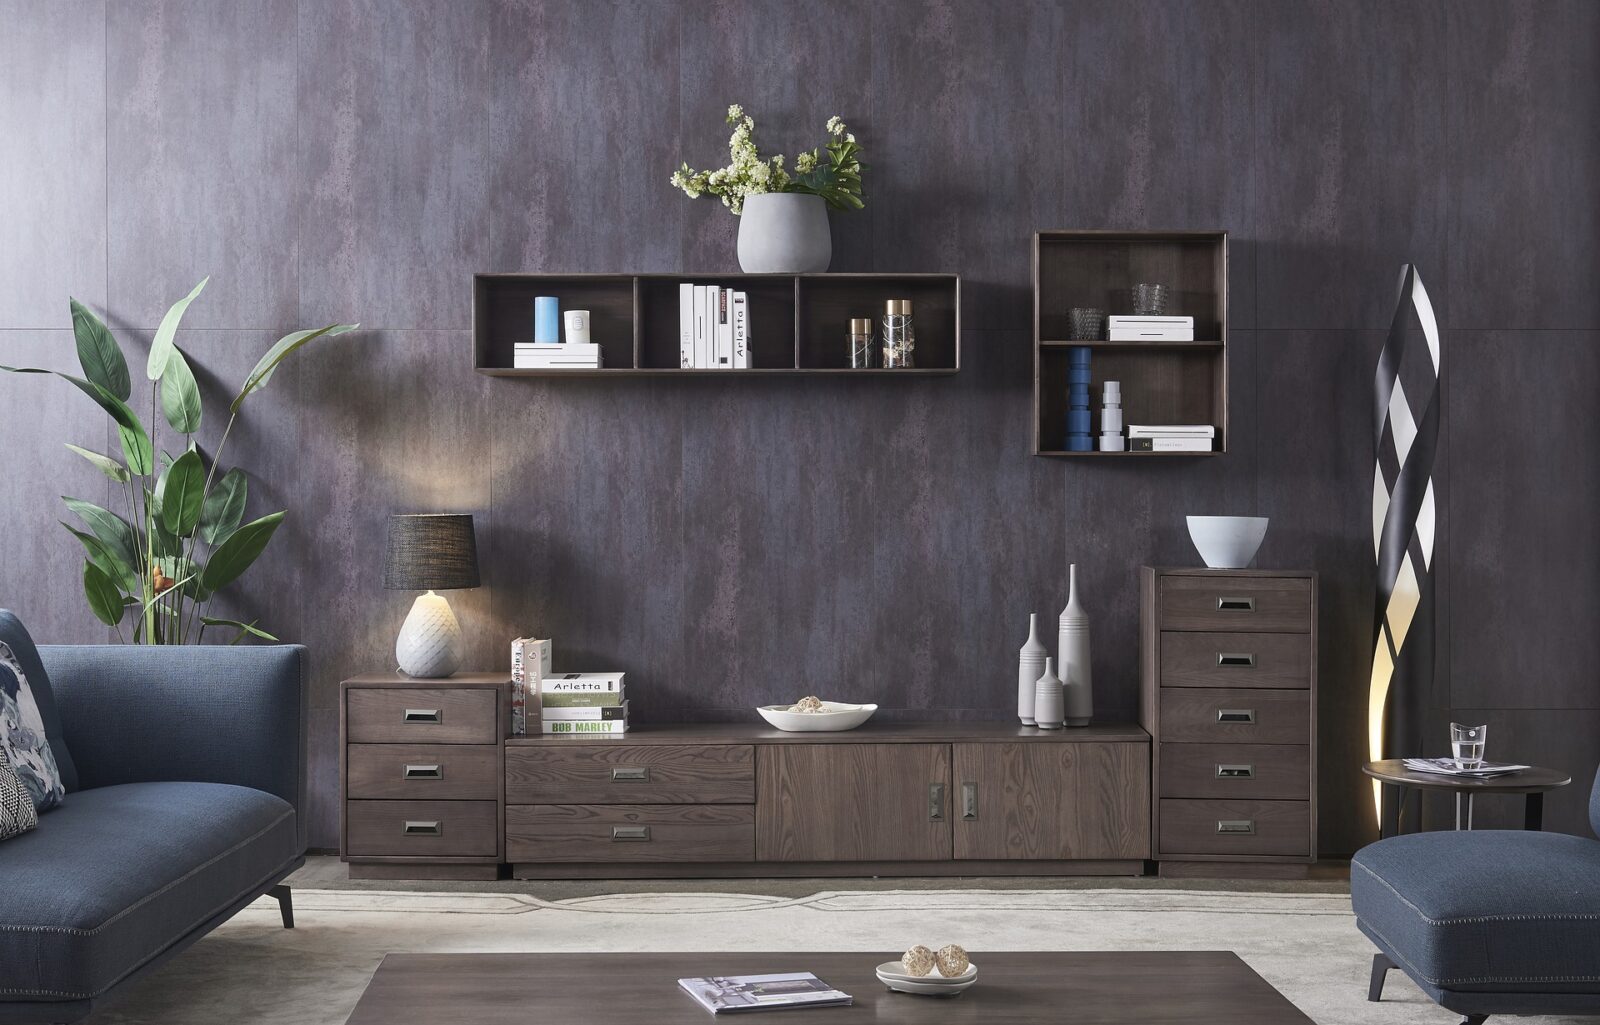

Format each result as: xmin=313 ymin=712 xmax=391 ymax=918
xmin=395 ymin=591 xmax=463 ymax=678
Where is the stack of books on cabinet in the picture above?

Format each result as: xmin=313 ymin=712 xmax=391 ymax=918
xmin=514 ymin=344 xmax=602 ymax=369
xmin=1127 ymin=425 xmax=1216 ymax=452
xmin=679 ymin=283 xmax=750 ymax=369
xmin=510 ymin=637 xmax=628 ymax=735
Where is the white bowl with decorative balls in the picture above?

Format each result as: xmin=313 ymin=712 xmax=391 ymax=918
xmin=1186 ymin=515 xmax=1270 ymax=569
xmin=756 ymin=697 xmax=877 ymax=732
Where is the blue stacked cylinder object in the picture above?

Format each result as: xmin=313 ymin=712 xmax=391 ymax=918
xmin=1066 ymin=346 xmax=1094 ymax=451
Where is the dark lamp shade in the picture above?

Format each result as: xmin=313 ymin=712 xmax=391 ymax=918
xmin=384 ymin=514 xmax=480 ymax=590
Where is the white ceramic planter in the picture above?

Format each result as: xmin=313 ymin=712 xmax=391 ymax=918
xmin=737 ymin=193 xmax=831 ymax=273
xmin=1186 ymin=515 xmax=1270 ymax=569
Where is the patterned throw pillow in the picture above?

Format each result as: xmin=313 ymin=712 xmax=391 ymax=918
xmin=0 ymin=746 xmax=37 ymax=841
xmin=0 ymin=640 xmax=66 ymax=811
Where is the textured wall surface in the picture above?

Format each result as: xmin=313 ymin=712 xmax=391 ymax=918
xmin=2 ymin=0 xmax=1597 ymax=854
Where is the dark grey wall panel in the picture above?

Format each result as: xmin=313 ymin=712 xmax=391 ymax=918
xmin=1 ymin=0 xmax=1596 ymax=855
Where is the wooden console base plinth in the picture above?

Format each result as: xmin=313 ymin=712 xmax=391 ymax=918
xmin=511 ymin=859 xmax=1147 ymax=880
xmin=1157 ymin=860 xmax=1313 ymax=880
xmin=349 ymin=861 xmax=503 ymax=882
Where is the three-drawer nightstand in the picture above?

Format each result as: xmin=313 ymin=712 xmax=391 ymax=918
xmin=1140 ymin=567 xmax=1318 ymax=877
xmin=340 ymin=673 xmax=509 ymax=880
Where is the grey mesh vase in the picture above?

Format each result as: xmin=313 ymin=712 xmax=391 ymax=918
xmin=737 ymin=193 xmax=831 ymax=272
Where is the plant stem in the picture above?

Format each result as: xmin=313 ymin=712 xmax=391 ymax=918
xmin=145 ymin=381 xmax=159 ymax=643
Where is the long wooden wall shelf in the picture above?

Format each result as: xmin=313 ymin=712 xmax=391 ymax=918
xmin=1033 ymin=230 xmax=1228 ymax=457
xmin=474 ymin=273 xmax=960 ymax=375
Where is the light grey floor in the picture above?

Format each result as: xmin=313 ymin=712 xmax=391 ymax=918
xmin=287 ymin=854 xmax=1351 ymax=899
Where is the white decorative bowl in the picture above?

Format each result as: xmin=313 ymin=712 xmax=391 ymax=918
xmin=876 ymin=961 xmax=977 ymax=996
xmin=756 ymin=701 xmax=877 ymax=732
xmin=1186 ymin=515 xmax=1270 ymax=569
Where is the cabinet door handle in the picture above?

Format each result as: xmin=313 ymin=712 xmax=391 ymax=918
xmin=403 ymin=764 xmax=442 ymax=779
xmin=403 ymin=708 xmax=442 ymax=724
xmin=612 ymin=826 xmax=651 ymax=841
xmin=611 ymin=766 xmax=650 ymax=782
xmin=1217 ymin=708 xmax=1256 ymax=724
xmin=1216 ymin=596 xmax=1256 ymax=612
xmin=1216 ymin=652 xmax=1256 ymax=667
xmin=403 ymin=820 xmax=441 ymax=836
xmin=1216 ymin=763 xmax=1255 ymax=779
xmin=961 ymin=782 xmax=978 ymax=821
xmin=928 ymin=783 xmax=946 ymax=821
xmin=1216 ymin=819 xmax=1256 ymax=835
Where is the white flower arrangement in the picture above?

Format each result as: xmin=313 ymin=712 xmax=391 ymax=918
xmin=671 ymin=104 xmax=865 ymax=215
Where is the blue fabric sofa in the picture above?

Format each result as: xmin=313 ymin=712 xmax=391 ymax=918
xmin=1353 ymin=766 xmax=1600 ymax=1024
xmin=0 ymin=642 xmax=307 ymax=1024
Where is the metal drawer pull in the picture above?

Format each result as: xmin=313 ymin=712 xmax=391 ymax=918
xmin=403 ymin=708 xmax=442 ymax=724
xmin=611 ymin=767 xmax=650 ymax=782
xmin=403 ymin=821 xmax=441 ymax=836
xmin=929 ymin=782 xmax=946 ymax=821
xmin=1216 ymin=764 xmax=1255 ymax=779
xmin=403 ymin=764 xmax=442 ymax=779
xmin=612 ymin=826 xmax=651 ymax=841
xmin=961 ymin=782 xmax=978 ymax=821
xmin=1216 ymin=597 xmax=1256 ymax=612
xmin=1217 ymin=652 xmax=1256 ymax=667
xmin=1217 ymin=819 xmax=1256 ymax=835
xmin=1217 ymin=708 xmax=1257 ymax=724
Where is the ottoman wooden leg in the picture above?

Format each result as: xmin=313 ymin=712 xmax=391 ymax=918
xmin=1368 ymin=953 xmax=1394 ymax=1001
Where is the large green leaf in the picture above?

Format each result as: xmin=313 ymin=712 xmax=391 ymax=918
xmin=201 ymin=510 xmax=284 ymax=591
xmin=0 ymin=366 xmax=153 ymax=473
xmin=146 ymin=277 xmax=208 ymax=381
xmin=199 ymin=467 xmax=248 ymax=544
xmin=82 ymin=561 xmax=127 ymax=626
xmin=200 ymin=616 xmax=278 ymax=645
xmin=159 ymin=346 xmax=202 ymax=433
xmin=64 ymin=443 xmax=130 ymax=483
xmin=70 ymin=298 xmax=130 ymax=401
xmin=61 ymin=522 xmax=139 ymax=593
xmin=232 ymin=323 xmax=358 ymax=413
xmin=160 ymin=449 xmax=205 ymax=537
xmin=63 ymin=497 xmax=141 ymax=576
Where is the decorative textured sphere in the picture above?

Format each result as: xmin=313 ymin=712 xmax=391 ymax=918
xmin=900 ymin=945 xmax=936 ymax=977
xmin=790 ymin=695 xmax=824 ymax=713
xmin=935 ymin=944 xmax=969 ymax=977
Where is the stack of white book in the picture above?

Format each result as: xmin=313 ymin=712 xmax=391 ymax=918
xmin=540 ymin=672 xmax=628 ymax=734
xmin=679 ymin=283 xmax=750 ymax=369
xmin=1108 ymin=315 xmax=1195 ymax=341
xmin=1127 ymin=424 xmax=1215 ymax=452
xmin=514 ymin=343 xmax=601 ymax=370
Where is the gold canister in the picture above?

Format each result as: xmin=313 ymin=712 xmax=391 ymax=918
xmin=849 ymin=318 xmax=874 ymax=368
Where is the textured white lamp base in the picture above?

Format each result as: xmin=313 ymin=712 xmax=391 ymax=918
xmin=395 ymin=591 xmax=462 ymax=678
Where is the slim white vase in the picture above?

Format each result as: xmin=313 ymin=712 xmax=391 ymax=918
xmin=1033 ymin=657 xmax=1065 ymax=729
xmin=395 ymin=591 xmax=462 ymax=678
xmin=1059 ymin=564 xmax=1094 ymax=726
xmin=1017 ymin=613 xmax=1047 ymax=725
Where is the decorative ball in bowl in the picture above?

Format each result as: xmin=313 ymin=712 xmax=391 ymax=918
xmin=1186 ymin=515 xmax=1269 ymax=569
xmin=757 ymin=697 xmax=877 ymax=732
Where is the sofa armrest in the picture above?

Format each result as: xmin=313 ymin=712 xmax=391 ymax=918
xmin=39 ymin=643 xmax=308 ymax=852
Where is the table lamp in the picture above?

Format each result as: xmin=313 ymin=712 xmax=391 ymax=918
xmin=385 ymin=513 xmax=480 ymax=678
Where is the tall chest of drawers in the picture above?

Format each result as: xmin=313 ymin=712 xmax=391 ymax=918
xmin=1140 ymin=568 xmax=1317 ymax=874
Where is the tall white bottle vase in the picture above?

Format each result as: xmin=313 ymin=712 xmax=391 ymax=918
xmin=1017 ymin=613 xmax=1047 ymax=725
xmin=1058 ymin=563 xmax=1094 ymax=726
xmin=1033 ymin=657 xmax=1065 ymax=729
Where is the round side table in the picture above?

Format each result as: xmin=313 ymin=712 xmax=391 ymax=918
xmin=1362 ymin=760 xmax=1571 ymax=838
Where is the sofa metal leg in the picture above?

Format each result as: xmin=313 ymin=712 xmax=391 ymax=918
xmin=1459 ymin=1016 xmax=1489 ymax=1025
xmin=268 ymin=884 xmax=294 ymax=929
xmin=1368 ymin=953 xmax=1394 ymax=1001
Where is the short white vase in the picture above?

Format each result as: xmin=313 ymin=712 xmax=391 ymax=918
xmin=1059 ymin=564 xmax=1094 ymax=727
xmin=1033 ymin=657 xmax=1065 ymax=729
xmin=736 ymin=193 xmax=831 ymax=273
xmin=395 ymin=591 xmax=462 ymax=678
xmin=1017 ymin=613 xmax=1047 ymax=725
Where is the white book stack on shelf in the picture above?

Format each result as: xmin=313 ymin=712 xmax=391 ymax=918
xmin=1108 ymin=315 xmax=1195 ymax=341
xmin=680 ymin=284 xmax=751 ymax=369
xmin=514 ymin=343 xmax=601 ymax=369
xmin=1127 ymin=424 xmax=1216 ymax=452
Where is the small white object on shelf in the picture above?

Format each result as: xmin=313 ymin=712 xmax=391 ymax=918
xmin=1186 ymin=515 xmax=1269 ymax=569
xmin=1108 ymin=315 xmax=1195 ymax=341
xmin=756 ymin=701 xmax=877 ymax=732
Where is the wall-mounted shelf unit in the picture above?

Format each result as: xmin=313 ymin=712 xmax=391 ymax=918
xmin=473 ymin=273 xmax=960 ymax=376
xmin=1033 ymin=230 xmax=1228 ymax=457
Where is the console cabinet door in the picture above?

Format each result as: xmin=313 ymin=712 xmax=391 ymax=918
xmin=756 ymin=744 xmax=952 ymax=862
xmin=952 ymin=742 xmax=1151 ymax=860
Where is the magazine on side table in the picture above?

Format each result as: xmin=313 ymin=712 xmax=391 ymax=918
xmin=678 ymin=973 xmax=853 ymax=1014
xmin=1402 ymin=757 xmax=1531 ymax=778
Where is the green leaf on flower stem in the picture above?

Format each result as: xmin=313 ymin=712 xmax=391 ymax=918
xmin=0 ymin=367 xmax=154 ymax=474
xmin=63 ymin=497 xmax=141 ymax=577
xmin=232 ymin=323 xmax=358 ymax=413
xmin=64 ymin=444 xmax=131 ymax=483
xmin=199 ymin=467 xmax=248 ymax=544
xmin=61 ymin=522 xmax=139 ymax=593
xmin=82 ymin=561 xmax=126 ymax=627
xmin=70 ymin=298 xmax=130 ymax=401
xmin=146 ymin=277 xmax=208 ymax=381
xmin=201 ymin=510 xmax=284 ymax=591
xmin=160 ymin=346 xmax=202 ymax=433
xmin=160 ymin=449 xmax=206 ymax=537
xmin=200 ymin=616 xmax=277 ymax=645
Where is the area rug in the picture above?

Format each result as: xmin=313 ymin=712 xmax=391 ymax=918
xmin=80 ymin=887 xmax=1585 ymax=1025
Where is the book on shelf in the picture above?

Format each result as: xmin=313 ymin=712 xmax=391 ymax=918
xmin=509 ymin=636 xmax=552 ymax=736
xmin=694 ymin=285 xmax=711 ymax=369
xmin=540 ymin=689 xmax=625 ymax=708
xmin=680 ymin=284 xmax=752 ymax=369
xmin=1402 ymin=757 xmax=1530 ymax=778
xmin=678 ymin=973 xmax=852 ymax=1015
xmin=543 ymin=719 xmax=630 ymax=734
xmin=1129 ymin=436 xmax=1213 ymax=452
xmin=541 ymin=701 xmax=630 ymax=721
xmin=542 ymin=671 xmax=624 ymax=694
xmin=732 ymin=291 xmax=749 ymax=368
xmin=680 ymin=282 xmax=694 ymax=368
xmin=513 ymin=343 xmax=601 ymax=369
xmin=1127 ymin=424 xmax=1215 ymax=438
xmin=715 ymin=287 xmax=733 ymax=368
xmin=1107 ymin=314 xmax=1195 ymax=342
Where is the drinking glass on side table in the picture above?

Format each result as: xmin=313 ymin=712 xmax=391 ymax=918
xmin=1451 ymin=722 xmax=1486 ymax=769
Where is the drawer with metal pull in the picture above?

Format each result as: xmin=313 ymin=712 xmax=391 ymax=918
xmin=506 ymin=804 xmax=755 ymax=863
xmin=1158 ymin=687 xmax=1311 ymax=745
xmin=1158 ymin=576 xmax=1312 ymax=634
xmin=1159 ymin=743 xmax=1310 ymax=800
xmin=1159 ymin=798 xmax=1311 ymax=857
xmin=505 ymin=744 xmax=755 ymax=804
xmin=344 ymin=799 xmax=499 ymax=857
xmin=1159 ymin=631 xmax=1312 ymax=689
xmin=345 ymin=687 xmax=499 ymax=745
xmin=346 ymin=744 xmax=500 ymax=800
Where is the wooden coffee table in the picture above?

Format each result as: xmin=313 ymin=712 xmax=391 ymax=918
xmin=344 ymin=951 xmax=1312 ymax=1024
